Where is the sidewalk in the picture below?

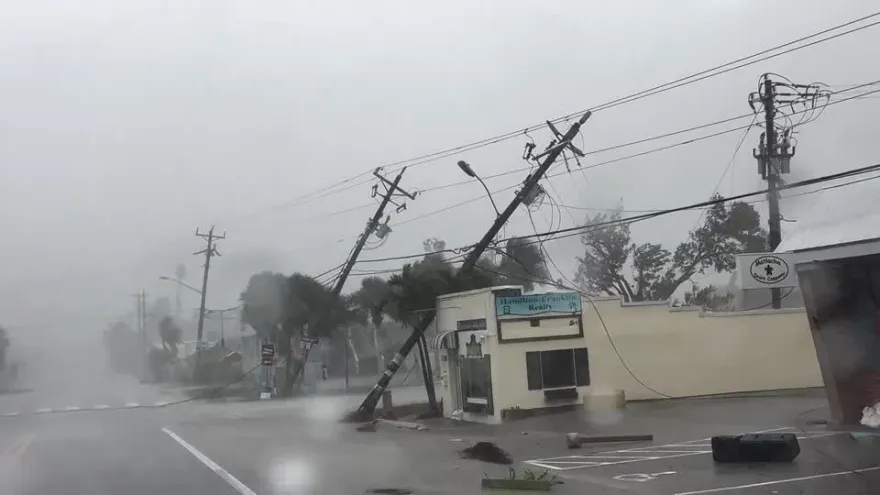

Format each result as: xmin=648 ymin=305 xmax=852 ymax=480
xmin=314 ymin=373 xmax=424 ymax=395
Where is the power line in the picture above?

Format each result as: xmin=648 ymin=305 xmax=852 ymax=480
xmin=386 ymin=84 xmax=880 ymax=231
xmin=355 ymin=161 xmax=880 ymax=265
xmin=226 ymin=12 xmax=880 ymax=220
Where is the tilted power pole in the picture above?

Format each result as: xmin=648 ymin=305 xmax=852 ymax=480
xmin=288 ymin=167 xmax=416 ymax=391
xmin=354 ymin=111 xmax=592 ymax=419
xmin=194 ymin=226 xmax=225 ymax=370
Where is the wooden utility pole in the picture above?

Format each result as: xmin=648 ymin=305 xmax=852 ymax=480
xmin=752 ymin=75 xmax=797 ymax=309
xmin=354 ymin=111 xmax=592 ymax=419
xmin=194 ymin=226 xmax=225 ymax=370
xmin=287 ymin=168 xmax=416 ymax=394
xmin=763 ymin=77 xmax=782 ymax=309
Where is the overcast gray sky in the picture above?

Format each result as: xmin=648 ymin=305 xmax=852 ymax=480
xmin=2 ymin=0 xmax=879 ymax=340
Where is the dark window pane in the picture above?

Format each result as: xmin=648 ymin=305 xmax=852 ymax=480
xmin=526 ymin=351 xmax=542 ymax=390
xmin=529 ymin=319 xmax=541 ymax=327
xmin=574 ymin=347 xmax=590 ymax=386
xmin=540 ymin=349 xmax=575 ymax=388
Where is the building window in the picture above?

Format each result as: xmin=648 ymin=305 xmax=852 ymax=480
xmin=525 ymin=348 xmax=590 ymax=390
xmin=529 ymin=319 xmax=541 ymax=327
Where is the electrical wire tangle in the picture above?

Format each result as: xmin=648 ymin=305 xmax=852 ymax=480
xmin=748 ymin=72 xmax=833 ymax=150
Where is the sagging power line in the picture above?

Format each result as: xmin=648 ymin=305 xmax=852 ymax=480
xmin=237 ymin=11 xmax=880 ymax=220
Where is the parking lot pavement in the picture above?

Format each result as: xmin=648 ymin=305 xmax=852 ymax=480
xmin=517 ymin=425 xmax=880 ymax=494
xmin=408 ymin=392 xmax=880 ymax=494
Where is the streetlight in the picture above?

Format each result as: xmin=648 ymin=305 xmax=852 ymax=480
xmin=457 ymin=160 xmax=500 ymax=217
xmin=159 ymin=276 xmax=203 ymax=295
xmin=160 ymin=275 xmax=203 ymax=319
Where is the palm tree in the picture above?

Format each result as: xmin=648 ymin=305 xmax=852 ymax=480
xmin=158 ymin=316 xmax=183 ymax=356
xmin=281 ymin=273 xmax=361 ymax=396
xmin=240 ymin=271 xmax=288 ymax=343
xmin=352 ymin=277 xmax=392 ymax=373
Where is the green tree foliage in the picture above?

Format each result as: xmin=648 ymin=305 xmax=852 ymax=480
xmin=574 ymin=194 xmax=767 ymax=303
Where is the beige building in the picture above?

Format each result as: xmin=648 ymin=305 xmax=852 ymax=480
xmin=434 ymin=285 xmax=822 ymax=424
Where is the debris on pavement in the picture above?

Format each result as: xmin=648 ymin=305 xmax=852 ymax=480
xmin=566 ymin=432 xmax=653 ymax=449
xmin=377 ymin=418 xmax=428 ymax=430
xmin=459 ymin=441 xmax=513 ymax=465
xmin=356 ymin=420 xmax=378 ymax=432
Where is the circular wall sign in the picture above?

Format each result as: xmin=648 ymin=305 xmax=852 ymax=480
xmin=749 ymin=255 xmax=790 ymax=285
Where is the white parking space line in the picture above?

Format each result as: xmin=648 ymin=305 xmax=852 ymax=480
xmin=162 ymin=427 xmax=258 ymax=495
xmin=524 ymin=426 xmax=841 ymax=472
xmin=94 ymin=405 xmax=110 ymax=409
xmin=34 ymin=408 xmax=52 ymax=414
xmin=64 ymin=406 xmax=81 ymax=411
xmin=674 ymin=465 xmax=880 ymax=494
xmin=125 ymin=402 xmax=139 ymax=408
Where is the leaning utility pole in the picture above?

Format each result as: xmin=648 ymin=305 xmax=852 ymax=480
xmin=194 ymin=226 xmax=225 ymax=368
xmin=354 ymin=111 xmax=592 ymax=419
xmin=288 ymin=168 xmax=416 ymax=392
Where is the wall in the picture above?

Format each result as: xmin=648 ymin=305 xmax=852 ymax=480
xmin=434 ymin=288 xmax=823 ymax=420
xmin=580 ymin=297 xmax=822 ymax=400
xmin=492 ymin=316 xmax=590 ymax=416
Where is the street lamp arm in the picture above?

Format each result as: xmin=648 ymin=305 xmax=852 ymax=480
xmin=159 ymin=276 xmax=203 ymax=295
xmin=476 ymin=177 xmax=501 ymax=217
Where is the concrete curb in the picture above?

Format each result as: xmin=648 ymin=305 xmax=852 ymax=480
xmin=378 ymin=418 xmax=429 ymax=431
xmin=566 ymin=433 xmax=653 ymax=448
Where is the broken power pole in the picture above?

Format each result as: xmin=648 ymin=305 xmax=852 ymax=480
xmin=354 ymin=111 xmax=592 ymax=419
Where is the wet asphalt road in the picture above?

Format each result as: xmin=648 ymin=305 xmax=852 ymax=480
xmin=0 ymin=369 xmax=464 ymax=495
xmin=3 ymin=374 xmax=880 ymax=494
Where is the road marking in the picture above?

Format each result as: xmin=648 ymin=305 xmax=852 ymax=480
xmin=154 ymin=401 xmax=170 ymax=407
xmin=615 ymin=471 xmax=676 ymax=483
xmin=125 ymin=402 xmax=139 ymax=408
xmin=674 ymin=465 xmax=880 ymax=494
xmin=34 ymin=408 xmax=52 ymax=414
xmin=1 ymin=412 xmax=20 ymax=417
xmin=64 ymin=406 xmax=81 ymax=411
xmin=524 ymin=426 xmax=836 ymax=471
xmin=162 ymin=428 xmax=258 ymax=495
xmin=94 ymin=405 xmax=110 ymax=409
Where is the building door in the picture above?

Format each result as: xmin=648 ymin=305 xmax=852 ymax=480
xmin=460 ymin=333 xmax=493 ymax=415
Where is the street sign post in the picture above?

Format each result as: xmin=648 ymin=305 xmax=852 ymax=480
xmin=261 ymin=343 xmax=275 ymax=366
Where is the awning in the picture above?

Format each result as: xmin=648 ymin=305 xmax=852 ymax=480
xmin=431 ymin=330 xmax=457 ymax=350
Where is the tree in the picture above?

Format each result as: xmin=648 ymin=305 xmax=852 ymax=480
xmin=680 ymin=283 xmax=733 ymax=311
xmin=280 ymin=273 xmax=361 ymax=396
xmin=158 ymin=316 xmax=183 ymax=356
xmin=485 ymin=237 xmax=552 ymax=291
xmin=352 ymin=277 xmax=393 ymax=372
xmin=240 ymin=271 xmax=288 ymax=342
xmin=575 ymin=194 xmax=768 ymax=303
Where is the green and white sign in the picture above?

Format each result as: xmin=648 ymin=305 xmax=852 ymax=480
xmin=495 ymin=292 xmax=582 ymax=317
